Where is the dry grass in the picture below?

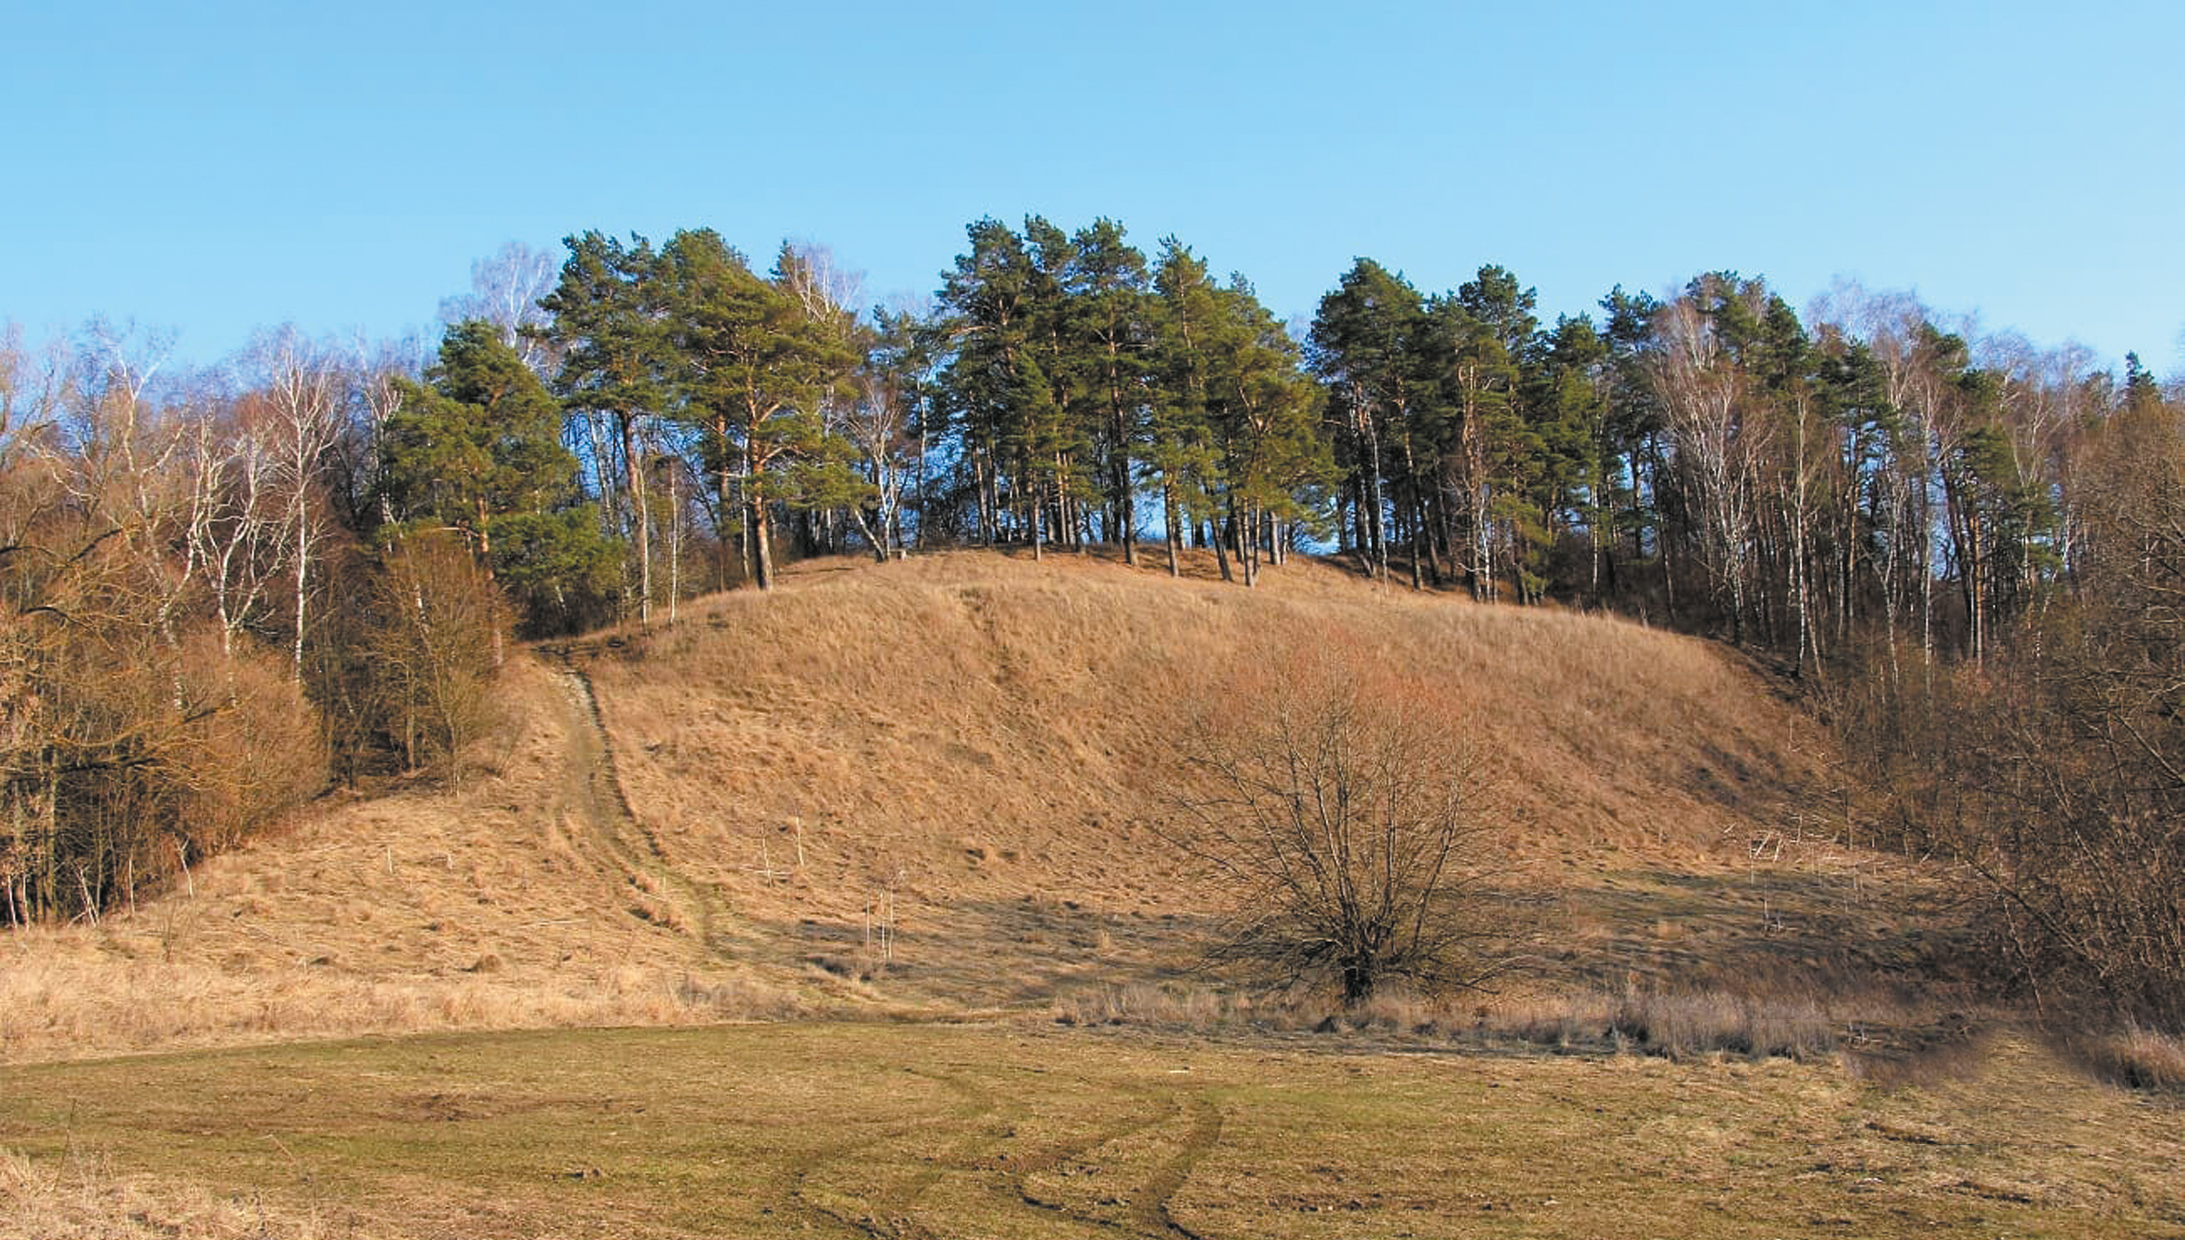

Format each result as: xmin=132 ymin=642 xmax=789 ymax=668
xmin=0 ymin=656 xmax=805 ymax=1064
xmin=1045 ymin=975 xmax=1992 ymax=1076
xmin=5 ymin=547 xmax=1950 ymax=1065
xmin=2059 ymin=1022 xmax=2185 ymax=1094
xmin=0 ymin=941 xmax=802 ymax=1063
xmin=0 ymin=1147 xmax=387 ymax=1240
xmin=581 ymin=548 xmax=1857 ymax=1007
xmin=1607 ymin=986 xmax=1840 ymax=1060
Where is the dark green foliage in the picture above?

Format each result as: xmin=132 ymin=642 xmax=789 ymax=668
xmin=934 ymin=217 xmax=1091 ymax=553
xmin=1145 ymin=238 xmax=1226 ymax=571
xmin=659 ymin=230 xmax=859 ymax=588
xmin=1311 ymin=258 xmax=1574 ymax=599
xmin=379 ymin=320 xmax=616 ymax=635
xmin=930 ymin=217 xmax=1325 ymax=578
xmin=488 ymin=508 xmax=623 ymax=635
xmin=535 ymin=231 xmax=673 ymax=618
xmin=1062 ymin=219 xmax=1152 ymax=559
xmin=1308 ymin=258 xmax=1428 ymax=582
xmin=538 ymin=232 xmax=671 ymax=430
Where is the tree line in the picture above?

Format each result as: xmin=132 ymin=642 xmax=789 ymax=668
xmin=466 ymin=221 xmax=2143 ymax=683
xmin=3 ymin=212 xmax=2179 ymax=1033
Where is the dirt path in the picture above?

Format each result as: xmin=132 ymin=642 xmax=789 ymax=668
xmin=549 ymin=653 xmax=737 ymax=958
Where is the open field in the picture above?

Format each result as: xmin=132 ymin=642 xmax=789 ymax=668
xmin=4 ymin=1021 xmax=2181 ymax=1240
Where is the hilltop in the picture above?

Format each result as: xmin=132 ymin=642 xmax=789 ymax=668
xmin=0 ymin=549 xmax=1947 ymax=1063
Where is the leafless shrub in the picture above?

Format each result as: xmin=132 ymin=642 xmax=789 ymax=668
xmin=361 ymin=533 xmax=509 ymax=778
xmin=1164 ymin=638 xmax=1517 ymax=1006
xmin=166 ymin=633 xmax=326 ymax=856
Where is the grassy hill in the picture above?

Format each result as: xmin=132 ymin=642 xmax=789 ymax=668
xmin=1 ymin=548 xmax=1949 ymax=1063
xmin=13 ymin=549 xmax=2185 ymax=1240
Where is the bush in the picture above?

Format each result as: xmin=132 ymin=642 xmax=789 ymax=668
xmin=1165 ymin=639 xmax=1510 ymax=1005
xmin=307 ymin=533 xmax=509 ymax=783
xmin=167 ymin=633 xmax=327 ymax=857
xmin=1 ymin=624 xmax=323 ymax=924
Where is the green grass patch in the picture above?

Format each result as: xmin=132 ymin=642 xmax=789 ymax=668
xmin=4 ymin=1022 xmax=2181 ymax=1238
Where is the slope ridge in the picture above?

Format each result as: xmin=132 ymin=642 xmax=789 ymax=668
xmin=579 ymin=550 xmax=1883 ymax=1008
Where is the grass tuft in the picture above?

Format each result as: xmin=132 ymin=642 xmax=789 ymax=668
xmin=2057 ymin=1021 xmax=2185 ymax=1094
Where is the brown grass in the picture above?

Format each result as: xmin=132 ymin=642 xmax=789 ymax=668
xmin=4 ymin=547 xmax=1953 ymax=1064
xmin=2058 ymin=1022 xmax=2185 ymax=1094
xmin=581 ymin=549 xmax=1863 ymax=1003
xmin=0 ymin=1146 xmax=389 ymax=1240
xmin=0 ymin=656 xmax=804 ymax=1064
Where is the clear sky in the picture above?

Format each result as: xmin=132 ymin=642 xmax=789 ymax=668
xmin=7 ymin=1 xmax=2179 ymax=374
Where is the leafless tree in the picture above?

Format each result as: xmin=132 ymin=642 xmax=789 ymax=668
xmin=1166 ymin=643 xmax=1513 ymax=1005
xmin=837 ymin=353 xmax=919 ymax=561
xmin=778 ymin=239 xmax=867 ymax=325
xmin=0 ymin=322 xmax=325 ymax=923
xmin=440 ymin=240 xmax=561 ymax=375
xmin=244 ymin=326 xmax=345 ymax=676
xmin=180 ymin=388 xmax=279 ymax=652
xmin=1652 ymin=285 xmax=1775 ymax=642
xmin=327 ymin=328 xmax=424 ymax=529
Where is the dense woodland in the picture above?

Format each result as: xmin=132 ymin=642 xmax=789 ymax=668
xmin=3 ymin=216 xmax=2180 ymax=1027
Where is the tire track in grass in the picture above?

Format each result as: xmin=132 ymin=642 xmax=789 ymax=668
xmin=1141 ymin=1092 xmax=1223 ymax=1240
xmin=793 ymin=1064 xmax=1216 ymax=1240
xmin=837 ymin=1063 xmax=1182 ymax=1240
xmin=994 ymin=1077 xmax=1182 ymax=1237
xmin=785 ymin=1067 xmax=1004 ymax=1239
xmin=1006 ymin=1078 xmax=1224 ymax=1240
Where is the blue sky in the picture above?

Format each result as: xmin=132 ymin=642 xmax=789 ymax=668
xmin=7 ymin=2 xmax=2179 ymax=373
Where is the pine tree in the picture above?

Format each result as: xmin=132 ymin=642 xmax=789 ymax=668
xmin=379 ymin=321 xmax=615 ymax=635
xmin=1063 ymin=219 xmax=1152 ymax=562
xmin=1205 ymin=275 xmax=1327 ymax=585
xmin=659 ymin=230 xmax=855 ymax=590
xmin=1309 ymin=259 xmax=1427 ymax=582
xmin=936 ymin=218 xmax=1067 ymax=552
xmin=1147 ymin=239 xmax=1228 ymax=576
xmin=538 ymin=231 xmax=670 ymax=622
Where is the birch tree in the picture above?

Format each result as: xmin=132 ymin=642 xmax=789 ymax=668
xmin=244 ymin=325 xmax=345 ymax=676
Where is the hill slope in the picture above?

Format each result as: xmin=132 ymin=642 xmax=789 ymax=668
xmin=1 ymin=550 xmax=1935 ymax=1061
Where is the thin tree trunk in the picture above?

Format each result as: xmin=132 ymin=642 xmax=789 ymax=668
xmin=745 ymin=425 xmax=773 ymax=590
xmin=1031 ymin=479 xmax=1045 ymax=562
xmin=1163 ymin=483 xmax=1181 ymax=577
xmin=291 ymin=500 xmax=309 ymax=678
xmin=623 ymin=412 xmax=651 ymax=622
